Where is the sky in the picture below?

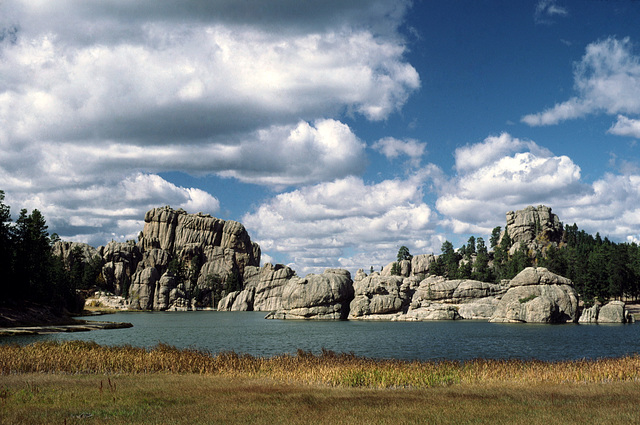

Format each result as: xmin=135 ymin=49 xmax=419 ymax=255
xmin=2 ymin=0 xmax=640 ymax=276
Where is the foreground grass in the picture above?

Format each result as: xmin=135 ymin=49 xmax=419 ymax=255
xmin=1 ymin=341 xmax=640 ymax=424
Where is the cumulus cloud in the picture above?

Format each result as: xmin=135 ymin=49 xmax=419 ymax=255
xmin=522 ymin=37 xmax=640 ymax=127
xmin=2 ymin=172 xmax=220 ymax=247
xmin=436 ymin=133 xmax=585 ymax=234
xmin=371 ymin=137 xmax=426 ymax=167
xmin=243 ymin=172 xmax=444 ymax=275
xmin=608 ymin=115 xmax=640 ymax=138
xmin=0 ymin=0 xmax=420 ymax=245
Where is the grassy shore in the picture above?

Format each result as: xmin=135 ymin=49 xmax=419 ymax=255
xmin=1 ymin=341 xmax=640 ymax=424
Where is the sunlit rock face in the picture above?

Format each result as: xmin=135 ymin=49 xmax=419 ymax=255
xmin=489 ymin=267 xmax=579 ymax=324
xmin=504 ymin=205 xmax=563 ymax=255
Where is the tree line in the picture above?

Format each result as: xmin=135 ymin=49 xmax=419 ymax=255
xmin=0 ymin=191 xmax=83 ymax=312
xmin=428 ymin=224 xmax=640 ymax=304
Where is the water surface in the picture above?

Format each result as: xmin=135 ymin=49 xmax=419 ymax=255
xmin=2 ymin=311 xmax=638 ymax=362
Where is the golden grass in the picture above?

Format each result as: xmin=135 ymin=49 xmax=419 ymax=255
xmin=2 ymin=342 xmax=640 ymax=424
xmin=1 ymin=341 xmax=640 ymax=388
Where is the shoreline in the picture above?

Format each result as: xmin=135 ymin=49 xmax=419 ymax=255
xmin=0 ymin=320 xmax=133 ymax=336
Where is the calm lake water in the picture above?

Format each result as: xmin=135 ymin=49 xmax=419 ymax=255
xmin=2 ymin=311 xmax=640 ymax=362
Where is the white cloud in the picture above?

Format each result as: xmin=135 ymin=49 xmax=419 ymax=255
xmin=436 ymin=133 xmax=585 ymax=234
xmin=0 ymin=0 xmax=419 ymax=246
xmin=242 ymin=173 xmax=444 ymax=275
xmin=608 ymin=115 xmax=640 ymax=138
xmin=535 ymin=0 xmax=568 ymax=24
xmin=371 ymin=137 xmax=426 ymax=167
xmin=3 ymin=172 xmax=220 ymax=247
xmin=522 ymin=37 xmax=640 ymax=127
xmin=454 ymin=133 xmax=552 ymax=173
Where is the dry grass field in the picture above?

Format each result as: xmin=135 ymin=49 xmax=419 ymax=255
xmin=1 ymin=341 xmax=639 ymax=424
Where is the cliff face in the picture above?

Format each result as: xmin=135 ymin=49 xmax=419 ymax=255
xmin=504 ymin=205 xmax=563 ymax=255
xmin=86 ymin=207 xmax=261 ymax=311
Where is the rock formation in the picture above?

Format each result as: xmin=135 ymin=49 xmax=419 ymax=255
xmin=579 ymin=301 xmax=634 ymax=324
xmin=504 ymin=205 xmax=563 ymax=255
xmin=218 ymin=263 xmax=297 ymax=312
xmin=62 ymin=204 xmax=634 ymax=325
xmin=265 ymin=269 xmax=354 ymax=320
xmin=490 ymin=267 xmax=578 ymax=323
xmin=348 ymin=273 xmax=413 ymax=319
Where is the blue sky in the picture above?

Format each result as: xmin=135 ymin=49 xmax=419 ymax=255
xmin=2 ymin=0 xmax=640 ymax=275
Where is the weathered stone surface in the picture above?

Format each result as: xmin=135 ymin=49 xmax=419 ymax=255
xmin=217 ymin=291 xmax=239 ymax=311
xmin=578 ymin=303 xmax=600 ymax=323
xmin=598 ymin=301 xmax=630 ymax=323
xmin=509 ymin=267 xmax=572 ymax=287
xmin=140 ymin=207 xmax=259 ymax=275
xmin=411 ymin=254 xmax=436 ymax=276
xmin=153 ymin=272 xmax=177 ymax=311
xmin=129 ymin=267 xmax=160 ymax=310
xmin=53 ymin=241 xmax=99 ymax=265
xmin=218 ymin=288 xmax=256 ymax=311
xmin=380 ymin=259 xmax=411 ymax=277
xmin=402 ymin=303 xmax=460 ymax=321
xmin=99 ymin=241 xmax=142 ymax=295
xmin=266 ymin=269 xmax=353 ymax=320
xmin=457 ymin=298 xmax=500 ymax=320
xmin=504 ymin=205 xmax=563 ymax=255
xmin=490 ymin=267 xmax=578 ymax=323
xmin=348 ymin=274 xmax=410 ymax=318
xmin=413 ymin=276 xmax=507 ymax=304
xmin=252 ymin=263 xmax=297 ymax=311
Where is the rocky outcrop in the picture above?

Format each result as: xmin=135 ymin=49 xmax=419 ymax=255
xmin=140 ymin=207 xmax=260 ymax=274
xmin=99 ymin=241 xmax=142 ymax=296
xmin=490 ymin=267 xmax=578 ymax=323
xmin=84 ymin=291 xmax=130 ymax=310
xmin=348 ymin=273 xmax=413 ymax=319
xmin=266 ymin=269 xmax=354 ymax=320
xmin=408 ymin=276 xmax=508 ymax=320
xmin=579 ymin=301 xmax=634 ymax=323
xmin=251 ymin=263 xmax=297 ymax=311
xmin=504 ymin=205 xmax=563 ymax=255
xmin=411 ymin=254 xmax=437 ymax=276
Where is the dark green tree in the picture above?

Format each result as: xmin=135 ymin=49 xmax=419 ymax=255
xmin=490 ymin=226 xmax=502 ymax=250
xmin=397 ymin=246 xmax=412 ymax=262
xmin=466 ymin=236 xmax=476 ymax=256
xmin=0 ymin=191 xmax=14 ymax=301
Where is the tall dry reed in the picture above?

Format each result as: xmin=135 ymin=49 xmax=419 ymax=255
xmin=1 ymin=341 xmax=639 ymax=389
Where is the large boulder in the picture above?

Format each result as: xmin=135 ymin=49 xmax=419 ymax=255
xmin=490 ymin=267 xmax=578 ymax=323
xmin=401 ymin=303 xmax=460 ymax=321
xmin=412 ymin=276 xmax=507 ymax=304
xmin=348 ymin=273 xmax=411 ymax=318
xmin=266 ymin=269 xmax=354 ymax=320
xmin=218 ymin=288 xmax=256 ymax=311
xmin=598 ymin=301 xmax=633 ymax=323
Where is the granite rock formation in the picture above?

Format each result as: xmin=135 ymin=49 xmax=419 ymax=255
xmin=579 ymin=301 xmax=634 ymax=323
xmin=504 ymin=205 xmax=563 ymax=255
xmin=265 ymin=269 xmax=354 ymax=320
xmin=490 ymin=267 xmax=578 ymax=323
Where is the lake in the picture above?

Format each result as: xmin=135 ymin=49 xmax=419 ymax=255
xmin=2 ymin=311 xmax=639 ymax=362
